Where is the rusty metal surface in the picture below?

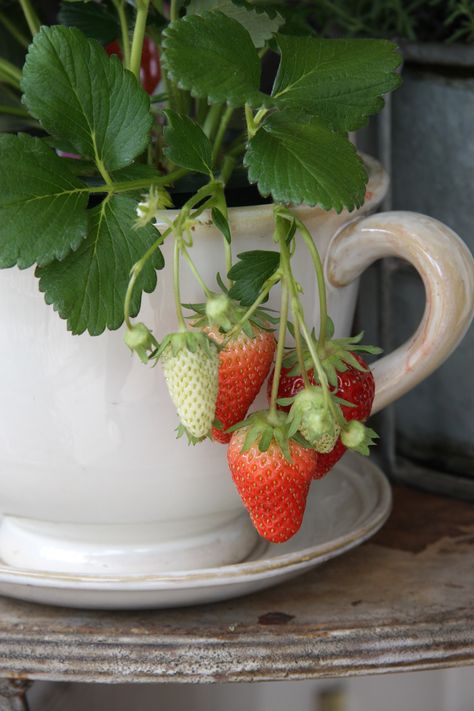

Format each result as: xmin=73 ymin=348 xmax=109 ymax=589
xmin=0 ymin=486 xmax=472 ymax=684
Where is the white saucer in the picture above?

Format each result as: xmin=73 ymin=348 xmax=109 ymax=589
xmin=0 ymin=453 xmax=391 ymax=610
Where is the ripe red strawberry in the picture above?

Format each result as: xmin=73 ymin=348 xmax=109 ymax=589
xmin=228 ymin=423 xmax=317 ymax=543
xmin=106 ymin=37 xmax=161 ymax=95
xmin=207 ymin=326 xmax=276 ymax=443
xmin=267 ymin=352 xmax=375 ymax=477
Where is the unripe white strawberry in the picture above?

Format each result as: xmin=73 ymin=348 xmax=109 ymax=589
xmin=159 ymin=332 xmax=219 ymax=440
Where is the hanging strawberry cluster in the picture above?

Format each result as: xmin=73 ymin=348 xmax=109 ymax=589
xmin=125 ymin=195 xmax=380 ymax=544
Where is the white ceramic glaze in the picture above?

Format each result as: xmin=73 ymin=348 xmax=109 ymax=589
xmin=0 ymin=154 xmax=472 ymax=578
xmin=0 ymin=453 xmax=391 ymax=609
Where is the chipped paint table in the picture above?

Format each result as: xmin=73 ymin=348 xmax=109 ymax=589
xmin=0 ymin=485 xmax=472 ymax=707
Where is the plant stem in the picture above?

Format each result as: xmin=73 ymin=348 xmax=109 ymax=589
xmin=163 ymin=70 xmax=182 ymax=114
xmin=196 ymin=97 xmax=208 ymax=125
xmin=151 ymin=0 xmax=164 ymax=14
xmin=18 ymin=0 xmax=40 ymax=36
xmin=203 ymin=103 xmax=223 ymax=141
xmin=219 ymin=155 xmax=236 ymax=185
xmin=292 ymin=306 xmax=311 ymax=388
xmin=86 ymin=167 xmax=189 ymax=194
xmin=275 ymin=213 xmax=310 ymax=388
xmin=124 ymin=183 xmax=217 ymax=331
xmin=295 ymin=217 xmax=329 ymax=352
xmin=95 ymin=157 xmax=113 ymax=186
xmin=269 ymin=281 xmax=289 ymax=419
xmin=211 ymin=105 xmax=234 ymax=166
xmin=130 ymin=0 xmax=150 ymax=80
xmin=275 ymin=208 xmax=338 ymax=419
xmin=299 ymin=317 xmax=341 ymax=422
xmin=0 ymin=59 xmax=22 ymax=90
xmin=124 ymin=227 xmax=171 ymax=328
xmin=170 ymin=0 xmax=181 ymax=21
xmin=173 ymin=235 xmax=187 ymax=331
xmin=245 ymin=104 xmax=256 ymax=138
xmin=181 ymin=244 xmax=213 ymax=299
xmin=223 ymin=280 xmax=276 ymax=345
xmin=254 ymin=107 xmax=268 ymax=126
xmin=0 ymin=104 xmax=30 ymax=118
xmin=0 ymin=11 xmax=29 ymax=47
xmin=112 ymin=0 xmax=131 ymax=69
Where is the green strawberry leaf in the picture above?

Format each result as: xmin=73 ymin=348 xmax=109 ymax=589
xmin=244 ymin=111 xmax=367 ymax=210
xmin=228 ymin=249 xmax=280 ymax=306
xmin=163 ymin=109 xmax=213 ymax=175
xmin=0 ymin=133 xmax=88 ymax=269
xmin=211 ymin=207 xmax=232 ymax=244
xmin=186 ymin=0 xmax=284 ymax=48
xmin=22 ymin=26 xmax=152 ymax=172
xmin=36 ymin=195 xmax=164 ymax=335
xmin=272 ymin=35 xmax=401 ymax=132
xmin=161 ymin=12 xmax=268 ymax=107
xmin=58 ymin=1 xmax=120 ymax=44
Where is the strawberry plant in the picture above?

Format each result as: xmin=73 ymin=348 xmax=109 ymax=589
xmin=0 ymin=0 xmax=401 ymax=542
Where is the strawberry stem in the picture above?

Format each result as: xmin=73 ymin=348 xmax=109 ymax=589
xmin=274 ymin=208 xmax=342 ymax=426
xmin=124 ymin=226 xmax=171 ymax=330
xmin=180 ymin=241 xmax=213 ymax=299
xmin=124 ymin=181 xmax=217 ymax=334
xmin=292 ymin=308 xmax=312 ymax=389
xmin=212 ymin=106 xmax=234 ymax=167
xmin=222 ymin=277 xmax=277 ymax=345
xmin=276 ymin=207 xmax=329 ymax=353
xmin=275 ymin=212 xmax=311 ymax=389
xmin=111 ymin=0 xmax=131 ymax=69
xmin=269 ymin=280 xmax=289 ymax=419
xmin=295 ymin=217 xmax=329 ymax=353
xmin=130 ymin=0 xmax=150 ymax=80
xmin=173 ymin=235 xmax=187 ymax=332
xmin=299 ymin=318 xmax=345 ymax=427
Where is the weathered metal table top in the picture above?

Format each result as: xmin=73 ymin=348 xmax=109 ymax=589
xmin=0 ymin=486 xmax=472 ymax=684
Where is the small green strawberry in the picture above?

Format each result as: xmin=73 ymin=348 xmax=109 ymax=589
xmin=124 ymin=322 xmax=159 ymax=364
xmin=156 ymin=331 xmax=219 ymax=441
xmin=287 ymin=388 xmax=340 ymax=454
xmin=341 ymin=420 xmax=378 ymax=456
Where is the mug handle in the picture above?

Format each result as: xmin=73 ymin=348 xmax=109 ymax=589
xmin=326 ymin=211 xmax=474 ymax=415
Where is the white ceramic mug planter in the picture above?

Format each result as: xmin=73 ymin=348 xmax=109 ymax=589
xmin=0 ymin=154 xmax=473 ymax=577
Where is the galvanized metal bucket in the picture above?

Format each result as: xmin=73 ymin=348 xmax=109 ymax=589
xmin=358 ymin=42 xmax=474 ymax=499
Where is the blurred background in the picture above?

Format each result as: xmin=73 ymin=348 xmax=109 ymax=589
xmin=26 ymin=666 xmax=474 ymax=710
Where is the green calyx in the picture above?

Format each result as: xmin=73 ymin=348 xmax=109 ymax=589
xmin=341 ymin=420 xmax=378 ymax=456
xmin=155 ymin=330 xmax=218 ymax=362
xmin=320 ymin=333 xmax=382 ymax=387
xmin=228 ymin=410 xmax=310 ymax=462
xmin=124 ymin=322 xmax=159 ymax=364
xmin=283 ymin=331 xmax=382 ymax=388
xmin=287 ymin=388 xmax=340 ymax=454
xmin=176 ymin=423 xmax=208 ymax=446
xmin=184 ymin=295 xmax=278 ymax=338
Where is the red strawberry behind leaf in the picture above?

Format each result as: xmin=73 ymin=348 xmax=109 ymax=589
xmin=105 ymin=37 xmax=161 ymax=95
xmin=227 ymin=416 xmax=317 ymax=543
xmin=208 ymin=326 xmax=276 ymax=443
xmin=267 ymin=352 xmax=375 ymax=477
